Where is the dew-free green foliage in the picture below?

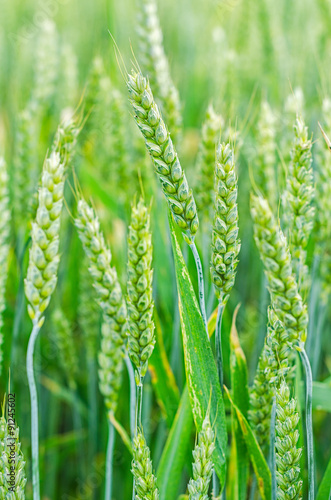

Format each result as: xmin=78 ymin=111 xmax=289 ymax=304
xmin=275 ymin=381 xmax=302 ymax=500
xmin=211 ymin=142 xmax=240 ymax=305
xmin=195 ymin=104 xmax=223 ymax=216
xmin=127 ymin=198 xmax=155 ymax=378
xmin=132 ymin=431 xmax=159 ymax=500
xmin=2 ymin=1 xmax=331 ymax=499
xmin=127 ymin=71 xmax=199 ymax=243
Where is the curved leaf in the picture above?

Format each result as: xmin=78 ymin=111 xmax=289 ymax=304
xmin=225 ymin=387 xmax=271 ymax=500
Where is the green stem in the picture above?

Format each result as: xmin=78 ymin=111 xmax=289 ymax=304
xmin=105 ymin=420 xmax=115 ymax=500
xmin=269 ymin=397 xmax=277 ymax=500
xmin=125 ymin=355 xmax=136 ymax=439
xmin=26 ymin=317 xmax=41 ymax=500
xmin=189 ymin=242 xmax=208 ymax=332
xmin=299 ymin=346 xmax=314 ymax=500
xmin=312 ymin=302 xmax=326 ymax=379
xmin=215 ymin=302 xmax=224 ymax=392
xmin=135 ymin=379 xmax=144 ymax=433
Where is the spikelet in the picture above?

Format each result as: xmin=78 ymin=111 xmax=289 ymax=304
xmin=74 ymin=198 xmax=126 ymax=415
xmin=32 ymin=19 xmax=59 ymax=112
xmin=255 ymin=100 xmax=277 ymax=211
xmin=127 ymin=71 xmax=198 ymax=243
xmin=131 ymin=431 xmax=159 ymax=500
xmin=0 ymin=158 xmax=10 ymax=376
xmin=314 ymin=98 xmax=331 ymax=302
xmin=24 ymin=151 xmax=65 ymax=324
xmin=137 ymin=0 xmax=182 ymax=143
xmin=250 ymin=194 xmax=308 ymax=344
xmin=275 ymin=381 xmax=302 ymax=500
xmin=127 ymin=198 xmax=155 ymax=379
xmin=249 ymin=308 xmax=291 ymax=450
xmin=282 ymin=117 xmax=314 ymax=293
xmin=195 ymin=105 xmax=223 ymax=217
xmin=187 ymin=413 xmax=215 ymax=500
xmin=0 ymin=415 xmax=27 ymax=499
xmin=210 ymin=143 xmax=240 ymax=305
xmin=51 ymin=308 xmax=78 ymax=390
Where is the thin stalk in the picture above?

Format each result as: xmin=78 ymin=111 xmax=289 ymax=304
xmin=135 ymin=380 xmax=144 ymax=433
xmin=312 ymin=302 xmax=327 ymax=378
xmin=307 ymin=255 xmax=320 ymax=358
xmin=125 ymin=355 xmax=136 ymax=439
xmin=105 ymin=420 xmax=115 ymax=500
xmin=299 ymin=347 xmax=314 ymax=500
xmin=26 ymin=317 xmax=41 ymax=500
xmin=215 ymin=302 xmax=225 ymax=392
xmin=189 ymin=242 xmax=208 ymax=332
xmin=87 ymin=356 xmax=98 ymax=472
xmin=269 ymin=397 xmax=277 ymax=500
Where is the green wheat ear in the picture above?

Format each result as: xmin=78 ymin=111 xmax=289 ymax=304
xmin=282 ymin=116 xmax=314 ymax=294
xmin=127 ymin=70 xmax=198 ymax=244
xmin=137 ymin=0 xmax=182 ymax=143
xmin=249 ymin=308 xmax=291 ymax=450
xmin=187 ymin=413 xmax=215 ymax=500
xmin=255 ymin=100 xmax=278 ymax=211
xmin=211 ymin=142 xmax=241 ymax=306
xmin=0 ymin=414 xmax=27 ymax=498
xmin=127 ymin=197 xmax=155 ymax=380
xmin=132 ymin=431 xmax=159 ymax=500
xmin=250 ymin=194 xmax=308 ymax=344
xmin=74 ymin=198 xmax=126 ymax=416
xmin=275 ymin=381 xmax=303 ymax=500
xmin=195 ymin=104 xmax=223 ymax=218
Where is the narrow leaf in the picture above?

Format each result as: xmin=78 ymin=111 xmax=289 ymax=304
xmin=169 ymin=215 xmax=227 ymax=486
xmin=157 ymin=386 xmax=193 ymax=500
xmin=316 ymin=454 xmax=331 ymax=500
xmin=229 ymin=304 xmax=249 ymax=500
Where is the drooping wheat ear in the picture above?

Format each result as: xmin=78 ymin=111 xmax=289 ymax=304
xmin=60 ymin=43 xmax=78 ymax=107
xmin=74 ymin=198 xmax=126 ymax=415
xmin=14 ymin=106 xmax=37 ymax=230
xmin=195 ymin=105 xmax=223 ymax=217
xmin=51 ymin=308 xmax=78 ymax=390
xmin=0 ymin=420 xmax=27 ymax=499
xmin=250 ymin=194 xmax=308 ymax=344
xmin=127 ymin=198 xmax=155 ymax=379
xmin=0 ymin=158 xmax=10 ymax=376
xmin=275 ymin=381 xmax=302 ymax=500
xmin=314 ymin=98 xmax=331 ymax=302
xmin=256 ymin=100 xmax=277 ymax=211
xmin=187 ymin=413 xmax=215 ymax=500
xmin=32 ymin=19 xmax=58 ymax=112
xmin=249 ymin=308 xmax=291 ymax=450
xmin=211 ymin=143 xmax=241 ymax=306
xmin=127 ymin=71 xmax=199 ymax=244
xmin=282 ymin=116 xmax=314 ymax=293
xmin=78 ymin=262 xmax=100 ymax=360
xmin=24 ymin=151 xmax=65 ymax=323
xmin=137 ymin=0 xmax=182 ymax=143
xmin=132 ymin=431 xmax=159 ymax=500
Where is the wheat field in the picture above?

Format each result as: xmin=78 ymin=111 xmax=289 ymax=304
xmin=0 ymin=0 xmax=331 ymax=499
